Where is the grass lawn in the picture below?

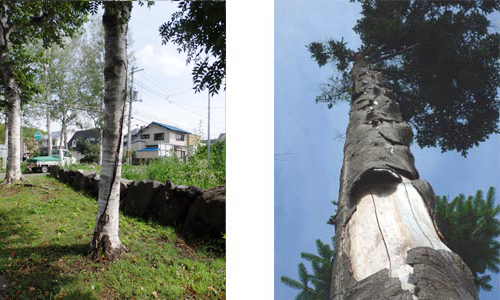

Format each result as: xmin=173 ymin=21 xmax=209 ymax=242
xmin=0 ymin=176 xmax=225 ymax=299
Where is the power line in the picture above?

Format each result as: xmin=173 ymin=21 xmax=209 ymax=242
xmin=134 ymin=81 xmax=224 ymax=124
xmin=134 ymin=81 xmax=224 ymax=109
xmin=139 ymin=72 xmax=225 ymax=108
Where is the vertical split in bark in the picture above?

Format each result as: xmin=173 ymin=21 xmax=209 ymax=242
xmin=329 ymin=55 xmax=477 ymax=300
xmin=88 ymin=2 xmax=130 ymax=261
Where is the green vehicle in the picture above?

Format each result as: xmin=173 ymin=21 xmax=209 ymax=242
xmin=27 ymin=149 xmax=77 ymax=173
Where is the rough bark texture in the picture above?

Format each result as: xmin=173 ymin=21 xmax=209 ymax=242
xmin=329 ymin=55 xmax=477 ymax=300
xmin=88 ymin=2 xmax=130 ymax=261
xmin=45 ymin=48 xmax=52 ymax=156
xmin=0 ymin=19 xmax=23 ymax=184
xmin=1 ymin=114 xmax=7 ymax=170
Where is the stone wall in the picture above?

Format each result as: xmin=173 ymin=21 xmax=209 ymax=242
xmin=49 ymin=166 xmax=225 ymax=239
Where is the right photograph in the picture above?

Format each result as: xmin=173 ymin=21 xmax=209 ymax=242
xmin=275 ymin=0 xmax=500 ymax=299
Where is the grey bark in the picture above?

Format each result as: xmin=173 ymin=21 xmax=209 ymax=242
xmin=329 ymin=55 xmax=477 ymax=300
xmin=45 ymin=48 xmax=52 ymax=155
xmin=88 ymin=2 xmax=130 ymax=260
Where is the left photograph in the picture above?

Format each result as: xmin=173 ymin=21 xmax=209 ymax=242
xmin=0 ymin=1 xmax=226 ymax=299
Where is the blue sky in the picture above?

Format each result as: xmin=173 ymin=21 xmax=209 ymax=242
xmin=274 ymin=0 xmax=499 ymax=299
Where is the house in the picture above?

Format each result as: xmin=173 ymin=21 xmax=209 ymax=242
xmin=38 ymin=130 xmax=77 ymax=154
xmin=67 ymin=129 xmax=100 ymax=160
xmin=123 ymin=122 xmax=197 ymax=163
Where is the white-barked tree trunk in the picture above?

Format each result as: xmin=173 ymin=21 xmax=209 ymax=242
xmin=0 ymin=18 xmax=23 ymax=184
xmin=88 ymin=1 xmax=131 ymax=260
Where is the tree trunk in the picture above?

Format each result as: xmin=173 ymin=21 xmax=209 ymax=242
xmin=45 ymin=48 xmax=52 ymax=155
xmin=1 ymin=114 xmax=7 ymax=169
xmin=59 ymin=105 xmax=67 ymax=150
xmin=88 ymin=1 xmax=130 ymax=260
xmin=98 ymin=127 xmax=103 ymax=165
xmin=0 ymin=23 xmax=23 ymax=183
xmin=329 ymin=55 xmax=477 ymax=300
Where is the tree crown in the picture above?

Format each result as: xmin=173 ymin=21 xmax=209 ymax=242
xmin=308 ymin=0 xmax=500 ymax=156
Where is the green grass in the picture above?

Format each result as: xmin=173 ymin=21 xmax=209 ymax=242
xmin=0 ymin=176 xmax=225 ymax=299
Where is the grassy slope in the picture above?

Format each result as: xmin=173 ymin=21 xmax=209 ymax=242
xmin=0 ymin=176 xmax=225 ymax=299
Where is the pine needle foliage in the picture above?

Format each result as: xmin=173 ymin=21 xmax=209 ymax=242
xmin=436 ymin=187 xmax=500 ymax=291
xmin=280 ymin=238 xmax=335 ymax=300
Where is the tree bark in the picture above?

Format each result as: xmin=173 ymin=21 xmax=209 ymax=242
xmin=0 ymin=21 xmax=23 ymax=183
xmin=1 ymin=114 xmax=7 ymax=169
xmin=329 ymin=55 xmax=477 ymax=300
xmin=88 ymin=1 xmax=130 ymax=260
xmin=45 ymin=48 xmax=52 ymax=155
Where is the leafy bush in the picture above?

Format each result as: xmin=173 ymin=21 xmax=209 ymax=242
xmin=80 ymin=154 xmax=98 ymax=164
xmin=121 ymin=140 xmax=226 ymax=190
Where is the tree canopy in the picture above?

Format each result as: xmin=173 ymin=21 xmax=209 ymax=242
xmin=159 ymin=0 xmax=226 ymax=95
xmin=308 ymin=0 xmax=500 ymax=156
xmin=0 ymin=1 xmax=91 ymax=107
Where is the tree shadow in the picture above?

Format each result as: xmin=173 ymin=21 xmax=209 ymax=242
xmin=0 ymin=210 xmax=99 ymax=300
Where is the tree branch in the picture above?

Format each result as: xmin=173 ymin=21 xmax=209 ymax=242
xmin=372 ymin=43 xmax=419 ymax=63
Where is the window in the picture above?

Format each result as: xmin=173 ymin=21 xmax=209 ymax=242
xmin=154 ymin=133 xmax=164 ymax=141
xmin=176 ymin=133 xmax=185 ymax=141
xmin=141 ymin=134 xmax=150 ymax=139
xmin=72 ymin=139 xmax=76 ymax=147
xmin=52 ymin=140 xmax=56 ymax=145
xmin=64 ymin=151 xmax=72 ymax=158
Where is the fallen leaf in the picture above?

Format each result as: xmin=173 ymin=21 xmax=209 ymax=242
xmin=11 ymin=251 xmax=15 ymax=257
xmin=29 ymin=287 xmax=36 ymax=292
xmin=132 ymin=257 xmax=138 ymax=263
xmin=152 ymin=291 xmax=158 ymax=299
xmin=141 ymin=287 xmax=145 ymax=291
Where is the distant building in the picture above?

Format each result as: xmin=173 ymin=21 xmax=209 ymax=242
xmin=38 ymin=130 xmax=77 ymax=154
xmin=123 ymin=122 xmax=198 ymax=163
xmin=67 ymin=129 xmax=100 ymax=161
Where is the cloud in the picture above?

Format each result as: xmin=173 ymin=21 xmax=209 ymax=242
xmin=137 ymin=45 xmax=187 ymax=77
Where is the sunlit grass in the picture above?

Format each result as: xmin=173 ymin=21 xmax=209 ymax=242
xmin=0 ymin=176 xmax=225 ymax=299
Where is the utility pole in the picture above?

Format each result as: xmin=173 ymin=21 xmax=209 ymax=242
xmin=126 ymin=66 xmax=143 ymax=165
xmin=207 ymin=90 xmax=211 ymax=160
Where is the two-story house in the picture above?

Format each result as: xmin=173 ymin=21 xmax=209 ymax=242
xmin=123 ymin=122 xmax=194 ymax=162
xmin=67 ymin=129 xmax=100 ymax=160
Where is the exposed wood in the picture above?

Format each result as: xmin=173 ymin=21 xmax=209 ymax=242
xmin=329 ymin=55 xmax=477 ymax=300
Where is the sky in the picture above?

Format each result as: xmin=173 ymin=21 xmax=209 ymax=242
xmin=26 ymin=1 xmax=225 ymax=141
xmin=275 ymin=1 xmax=499 ymax=299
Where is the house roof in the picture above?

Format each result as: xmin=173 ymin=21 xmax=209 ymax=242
xmin=124 ymin=128 xmax=139 ymax=138
xmin=67 ymin=129 xmax=100 ymax=151
xmin=124 ymin=122 xmax=191 ymax=146
xmin=153 ymin=122 xmax=191 ymax=134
